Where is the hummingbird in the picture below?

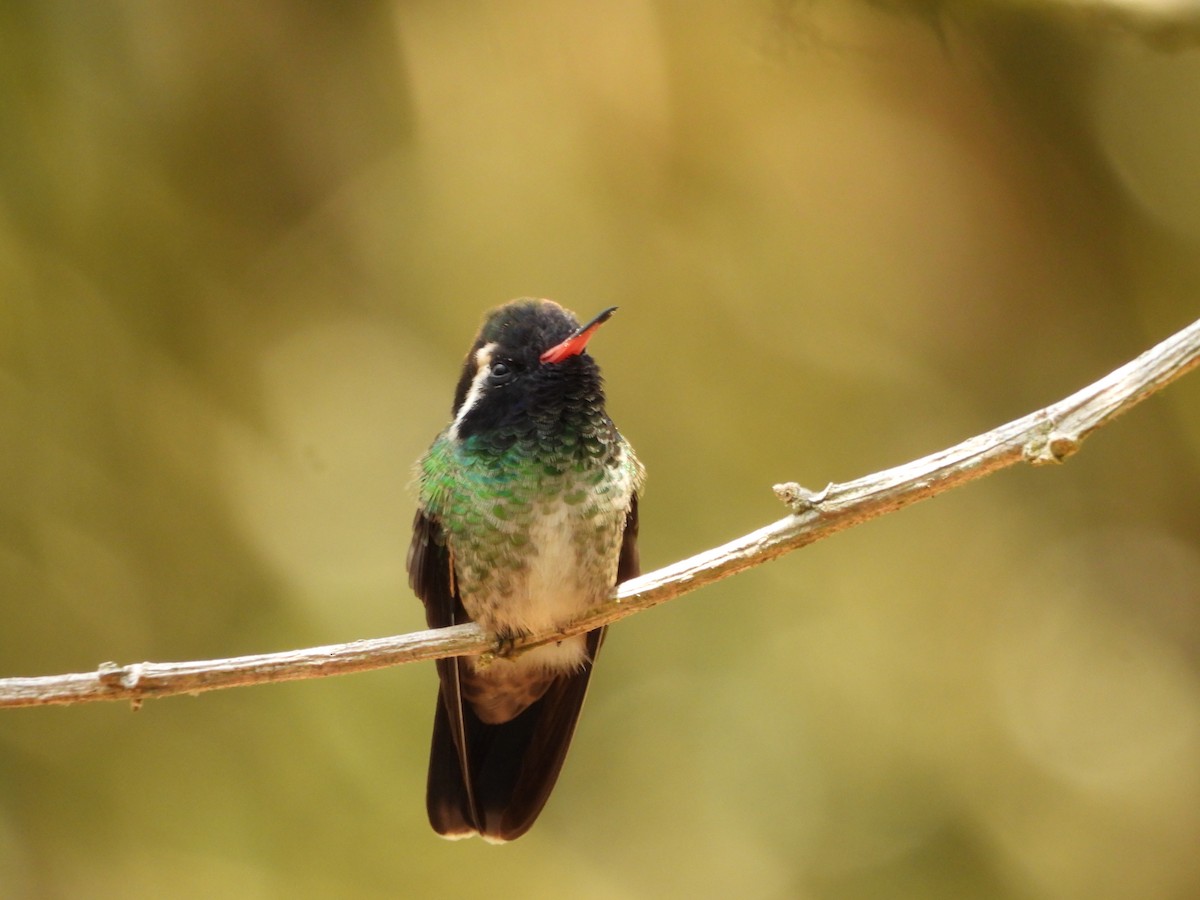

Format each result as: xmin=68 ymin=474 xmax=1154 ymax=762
xmin=407 ymin=298 xmax=645 ymax=842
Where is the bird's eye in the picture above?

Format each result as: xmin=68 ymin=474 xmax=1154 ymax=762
xmin=487 ymin=360 xmax=515 ymax=386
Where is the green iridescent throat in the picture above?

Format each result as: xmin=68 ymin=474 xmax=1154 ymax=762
xmin=418 ymin=422 xmax=643 ymax=623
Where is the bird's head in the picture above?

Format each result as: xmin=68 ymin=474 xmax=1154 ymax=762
xmin=448 ymin=299 xmax=617 ymax=442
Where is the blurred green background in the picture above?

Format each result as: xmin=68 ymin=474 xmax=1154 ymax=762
xmin=4 ymin=1 xmax=1200 ymax=897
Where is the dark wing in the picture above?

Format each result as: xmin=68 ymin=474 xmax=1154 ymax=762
xmin=408 ymin=509 xmax=480 ymax=838
xmin=406 ymin=508 xmax=455 ymax=632
xmin=616 ymin=493 xmax=640 ymax=584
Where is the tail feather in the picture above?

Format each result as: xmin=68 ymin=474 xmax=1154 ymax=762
xmin=426 ymin=628 xmax=604 ymax=842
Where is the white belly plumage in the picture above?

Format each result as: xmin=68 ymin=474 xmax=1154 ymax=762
xmin=462 ymin=497 xmax=618 ymax=677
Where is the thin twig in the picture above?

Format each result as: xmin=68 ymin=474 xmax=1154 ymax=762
xmin=4 ymin=316 xmax=1200 ymax=710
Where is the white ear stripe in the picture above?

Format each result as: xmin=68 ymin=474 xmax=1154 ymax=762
xmin=448 ymin=343 xmax=496 ymax=440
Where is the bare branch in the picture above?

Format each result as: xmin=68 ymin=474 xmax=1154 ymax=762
xmin=4 ymin=316 xmax=1200 ymax=710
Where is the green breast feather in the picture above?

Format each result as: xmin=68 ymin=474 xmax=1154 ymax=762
xmin=417 ymin=428 xmax=644 ymax=609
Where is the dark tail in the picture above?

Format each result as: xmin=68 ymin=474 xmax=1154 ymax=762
xmin=426 ymin=628 xmax=604 ymax=842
